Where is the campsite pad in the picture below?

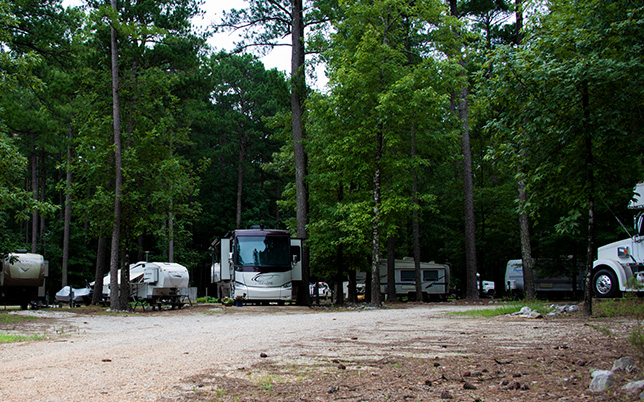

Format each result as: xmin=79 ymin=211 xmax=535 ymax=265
xmin=1 ymin=301 xmax=640 ymax=402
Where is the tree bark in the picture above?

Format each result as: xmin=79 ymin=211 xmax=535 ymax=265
xmin=387 ymin=236 xmax=396 ymax=302
xmin=236 ymin=138 xmax=244 ymax=229
xmin=370 ymin=125 xmax=383 ymax=307
xmin=291 ymin=0 xmax=310 ymax=306
xmin=62 ymin=125 xmax=73 ymax=287
xmin=412 ymin=124 xmax=423 ymax=302
xmin=449 ymin=0 xmax=479 ymax=301
xmin=31 ymin=146 xmax=38 ymax=253
xmin=459 ymin=84 xmax=479 ymax=301
xmin=109 ymin=0 xmax=124 ymax=310
xmin=517 ymin=168 xmax=535 ymax=300
xmin=92 ymin=236 xmax=108 ymax=305
xmin=582 ymin=81 xmax=594 ymax=316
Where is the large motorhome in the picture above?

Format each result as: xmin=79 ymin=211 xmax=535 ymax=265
xmin=378 ymin=257 xmax=450 ymax=301
xmin=210 ymin=227 xmax=302 ymax=304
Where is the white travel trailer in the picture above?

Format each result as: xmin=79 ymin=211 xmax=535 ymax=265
xmin=1 ymin=251 xmax=47 ymax=309
xmin=102 ymin=261 xmax=190 ymax=308
xmin=378 ymin=257 xmax=450 ymax=301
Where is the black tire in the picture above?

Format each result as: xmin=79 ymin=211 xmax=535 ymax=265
xmin=592 ymin=268 xmax=620 ymax=298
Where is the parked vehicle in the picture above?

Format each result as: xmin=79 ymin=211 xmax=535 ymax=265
xmin=477 ymin=273 xmax=495 ymax=297
xmin=55 ymin=285 xmax=92 ymax=306
xmin=101 ymin=261 xmax=190 ymax=308
xmin=592 ymin=182 xmax=644 ymax=298
xmin=310 ymin=282 xmax=332 ymax=298
xmin=210 ymin=226 xmax=302 ymax=304
xmin=378 ymin=257 xmax=450 ymax=301
xmin=504 ymin=259 xmax=584 ymax=297
xmin=1 ymin=251 xmax=47 ymax=309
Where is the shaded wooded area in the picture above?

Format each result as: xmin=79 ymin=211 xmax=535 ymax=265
xmin=0 ymin=0 xmax=642 ymax=305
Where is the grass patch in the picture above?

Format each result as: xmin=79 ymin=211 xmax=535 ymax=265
xmin=451 ymin=301 xmax=556 ymax=317
xmin=0 ymin=333 xmax=44 ymax=343
xmin=0 ymin=314 xmax=40 ymax=323
xmin=594 ymin=298 xmax=644 ymax=318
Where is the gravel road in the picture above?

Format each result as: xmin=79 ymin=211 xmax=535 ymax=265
xmin=0 ymin=303 xmax=585 ymax=402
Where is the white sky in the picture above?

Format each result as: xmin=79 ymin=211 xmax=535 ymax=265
xmin=58 ymin=0 xmax=290 ymax=70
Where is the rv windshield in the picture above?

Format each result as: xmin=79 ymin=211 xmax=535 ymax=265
xmin=236 ymin=236 xmax=290 ymax=267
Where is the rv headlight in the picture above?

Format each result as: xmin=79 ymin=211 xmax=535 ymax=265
xmin=281 ymin=282 xmax=292 ymax=289
xmin=235 ymin=282 xmax=247 ymax=289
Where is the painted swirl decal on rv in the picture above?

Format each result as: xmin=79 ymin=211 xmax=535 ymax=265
xmin=251 ymin=273 xmax=281 ymax=286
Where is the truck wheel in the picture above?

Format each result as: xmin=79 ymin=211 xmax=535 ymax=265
xmin=592 ymin=269 xmax=619 ymax=298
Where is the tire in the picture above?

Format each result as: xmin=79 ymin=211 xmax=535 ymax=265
xmin=592 ymin=268 xmax=620 ymax=298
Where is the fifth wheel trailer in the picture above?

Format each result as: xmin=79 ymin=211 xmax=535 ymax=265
xmin=101 ymin=261 xmax=190 ymax=307
xmin=1 ymin=251 xmax=47 ymax=309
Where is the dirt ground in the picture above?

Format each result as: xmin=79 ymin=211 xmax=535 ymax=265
xmin=1 ymin=301 xmax=642 ymax=402
xmin=172 ymin=303 xmax=641 ymax=402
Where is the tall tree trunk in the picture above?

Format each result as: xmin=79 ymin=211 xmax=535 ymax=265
xmin=348 ymin=270 xmax=357 ymax=303
xmin=387 ymin=235 xmax=396 ymax=302
xmin=370 ymin=125 xmax=383 ymax=307
xmin=582 ymin=81 xmax=594 ymax=316
xmin=334 ymin=245 xmax=345 ymax=306
xmin=31 ymin=147 xmax=38 ymax=253
xmin=291 ymin=0 xmax=310 ymax=306
xmin=119 ymin=248 xmax=130 ymax=309
xmin=62 ymin=125 xmax=73 ymax=287
xmin=168 ymin=207 xmax=174 ymax=262
xmin=516 ymin=167 xmax=535 ymax=299
xmin=515 ymin=0 xmax=524 ymax=44
xmin=449 ymin=0 xmax=479 ymax=301
xmin=236 ymin=139 xmax=244 ymax=229
xmin=459 ymin=83 xmax=479 ymax=301
xmin=92 ymin=236 xmax=108 ymax=305
xmin=411 ymin=124 xmax=423 ymax=302
xmin=109 ymin=0 xmax=124 ymax=311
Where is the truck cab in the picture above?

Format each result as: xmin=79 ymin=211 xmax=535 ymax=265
xmin=592 ymin=182 xmax=644 ymax=297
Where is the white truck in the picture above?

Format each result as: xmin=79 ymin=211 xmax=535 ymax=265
xmin=591 ymin=182 xmax=644 ymax=298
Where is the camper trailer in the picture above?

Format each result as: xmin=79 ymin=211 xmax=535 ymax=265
xmin=378 ymin=258 xmax=450 ymax=301
xmin=505 ymin=259 xmax=584 ymax=296
xmin=101 ymin=261 xmax=190 ymax=308
xmin=1 ymin=252 xmax=47 ymax=309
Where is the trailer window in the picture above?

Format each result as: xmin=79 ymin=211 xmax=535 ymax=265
xmin=423 ymin=270 xmax=439 ymax=282
xmin=400 ymin=270 xmax=415 ymax=282
xmin=236 ymin=236 xmax=290 ymax=267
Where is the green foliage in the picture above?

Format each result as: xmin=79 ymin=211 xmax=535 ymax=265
xmin=628 ymin=322 xmax=644 ymax=360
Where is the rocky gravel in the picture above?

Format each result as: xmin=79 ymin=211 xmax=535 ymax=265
xmin=0 ymin=302 xmax=638 ymax=401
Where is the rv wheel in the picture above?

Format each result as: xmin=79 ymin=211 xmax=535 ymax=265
xmin=592 ymin=268 xmax=619 ymax=298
